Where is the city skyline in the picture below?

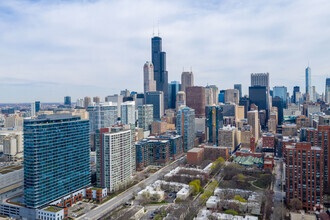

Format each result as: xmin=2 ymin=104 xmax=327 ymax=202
xmin=0 ymin=0 xmax=330 ymax=102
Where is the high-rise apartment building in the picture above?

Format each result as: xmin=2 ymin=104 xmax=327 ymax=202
xmin=152 ymin=36 xmax=168 ymax=109
xmin=234 ymin=84 xmax=242 ymax=99
xmin=186 ymin=86 xmax=206 ymax=117
xmin=105 ymin=94 xmax=123 ymax=117
xmin=145 ymin=91 xmax=164 ymax=120
xmin=285 ymin=142 xmax=323 ymax=210
xmin=87 ymin=102 xmax=118 ymax=133
xmin=181 ymin=71 xmax=194 ymax=93
xmin=138 ymin=104 xmax=153 ymax=131
xmin=64 ymin=96 xmax=71 ymax=106
xmin=31 ymin=101 xmax=40 ymax=117
xmin=306 ymin=66 xmax=311 ymax=95
xmin=177 ymin=107 xmax=195 ymax=152
xmin=23 ymin=114 xmax=90 ymax=208
xmin=168 ymin=81 xmax=180 ymax=109
xmin=176 ymin=91 xmax=186 ymax=111
xmin=121 ymin=101 xmax=136 ymax=125
xmin=96 ymin=125 xmax=135 ymax=192
xmin=247 ymin=110 xmax=259 ymax=141
xmin=143 ymin=61 xmax=156 ymax=94
xmin=301 ymin=126 xmax=330 ymax=192
xmin=205 ymin=87 xmax=215 ymax=106
xmin=205 ymin=105 xmax=224 ymax=145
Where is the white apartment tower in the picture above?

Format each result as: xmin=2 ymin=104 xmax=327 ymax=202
xmin=121 ymin=101 xmax=136 ymax=125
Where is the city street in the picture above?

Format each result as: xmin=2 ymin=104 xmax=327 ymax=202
xmin=77 ymin=156 xmax=186 ymax=220
xmin=273 ymin=158 xmax=285 ymax=205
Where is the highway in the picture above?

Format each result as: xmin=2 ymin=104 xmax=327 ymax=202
xmin=78 ymin=156 xmax=186 ymax=220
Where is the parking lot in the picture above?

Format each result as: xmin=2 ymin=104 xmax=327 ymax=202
xmin=67 ymin=201 xmax=97 ymax=218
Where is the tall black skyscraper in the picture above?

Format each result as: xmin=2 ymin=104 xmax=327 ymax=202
xmin=292 ymin=86 xmax=300 ymax=103
xmin=152 ymin=36 xmax=168 ymax=109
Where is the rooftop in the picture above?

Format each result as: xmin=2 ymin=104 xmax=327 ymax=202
xmin=188 ymin=148 xmax=204 ymax=153
xmin=0 ymin=165 xmax=23 ymax=175
xmin=43 ymin=206 xmax=62 ymax=213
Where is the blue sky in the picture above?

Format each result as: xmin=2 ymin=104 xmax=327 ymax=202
xmin=0 ymin=0 xmax=330 ymax=102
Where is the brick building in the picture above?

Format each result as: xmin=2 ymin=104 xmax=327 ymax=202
xmin=186 ymin=86 xmax=206 ymax=117
xmin=285 ymin=142 xmax=323 ymax=210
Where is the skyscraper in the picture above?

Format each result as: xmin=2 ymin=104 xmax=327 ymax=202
xmin=138 ymin=104 xmax=153 ymax=131
xmin=143 ymin=61 xmax=156 ymax=94
xmin=251 ymin=73 xmax=270 ymax=110
xmin=186 ymin=86 xmax=206 ymax=117
xmin=168 ymin=81 xmax=181 ymax=109
xmin=224 ymin=89 xmax=239 ymax=105
xmin=105 ymin=94 xmax=123 ymax=117
xmin=293 ymin=86 xmax=300 ymax=103
xmin=87 ymin=102 xmax=118 ymax=133
xmin=93 ymin=96 xmax=100 ymax=104
xmin=23 ymin=114 xmax=90 ymax=208
xmin=273 ymin=86 xmax=287 ymax=108
xmin=121 ymin=101 xmax=135 ymax=125
xmin=177 ymin=107 xmax=195 ymax=152
xmin=84 ymin=96 xmax=91 ymax=109
xmin=306 ymin=66 xmax=311 ymax=95
xmin=234 ymin=84 xmax=242 ymax=99
xmin=176 ymin=91 xmax=186 ymax=111
xmin=285 ymin=142 xmax=323 ymax=210
xmin=64 ymin=96 xmax=71 ymax=106
xmin=249 ymin=86 xmax=267 ymax=110
xmin=152 ymin=36 xmax=168 ymax=109
xmin=205 ymin=105 xmax=224 ymax=145
xmin=326 ymin=78 xmax=330 ymax=103
xmin=181 ymin=71 xmax=194 ymax=93
xmin=96 ymin=125 xmax=135 ymax=192
xmin=145 ymin=91 xmax=164 ymax=120
xmin=247 ymin=110 xmax=259 ymax=141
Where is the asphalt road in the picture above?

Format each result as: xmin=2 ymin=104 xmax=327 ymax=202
xmin=77 ymin=156 xmax=186 ymax=220
xmin=273 ymin=158 xmax=285 ymax=205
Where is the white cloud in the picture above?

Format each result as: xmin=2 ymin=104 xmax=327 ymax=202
xmin=0 ymin=0 xmax=329 ymax=102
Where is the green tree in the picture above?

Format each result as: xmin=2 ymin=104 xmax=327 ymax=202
xmin=290 ymin=198 xmax=302 ymax=211
xmin=224 ymin=209 xmax=238 ymax=215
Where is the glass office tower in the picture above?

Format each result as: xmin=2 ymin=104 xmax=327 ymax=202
xmin=24 ymin=114 xmax=90 ymax=208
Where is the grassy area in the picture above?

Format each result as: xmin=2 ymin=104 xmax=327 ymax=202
xmin=44 ymin=206 xmax=62 ymax=213
xmin=253 ymin=180 xmax=268 ymax=189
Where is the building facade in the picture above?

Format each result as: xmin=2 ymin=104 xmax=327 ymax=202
xmin=177 ymin=107 xmax=196 ymax=152
xmin=205 ymin=105 xmax=224 ymax=145
xmin=143 ymin=61 xmax=156 ymax=94
xmin=87 ymin=102 xmax=118 ymax=133
xmin=23 ymin=114 xmax=90 ymax=208
xmin=121 ymin=101 xmax=136 ymax=125
xmin=181 ymin=71 xmax=194 ymax=93
xmin=186 ymin=86 xmax=206 ymax=117
xmin=138 ymin=104 xmax=153 ymax=131
xmin=152 ymin=36 xmax=168 ymax=109
xmin=285 ymin=142 xmax=323 ymax=210
xmin=96 ymin=126 xmax=135 ymax=192
xmin=145 ymin=91 xmax=164 ymax=120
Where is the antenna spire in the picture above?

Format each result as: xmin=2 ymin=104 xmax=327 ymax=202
xmin=157 ymin=21 xmax=160 ymax=36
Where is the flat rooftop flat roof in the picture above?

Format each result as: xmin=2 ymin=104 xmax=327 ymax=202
xmin=188 ymin=148 xmax=203 ymax=153
xmin=0 ymin=165 xmax=23 ymax=175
